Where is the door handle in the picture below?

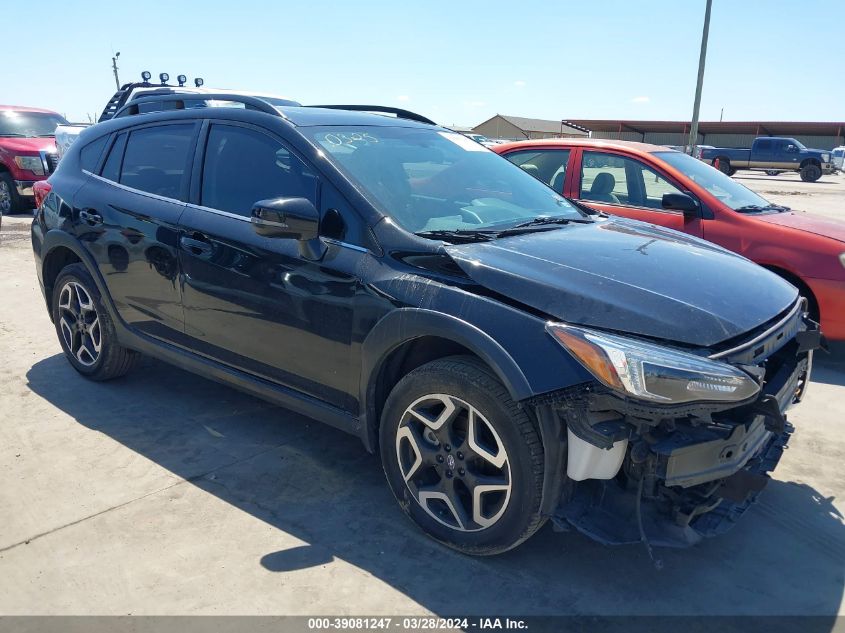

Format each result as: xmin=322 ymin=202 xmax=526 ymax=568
xmin=79 ymin=209 xmax=103 ymax=226
xmin=180 ymin=235 xmax=213 ymax=256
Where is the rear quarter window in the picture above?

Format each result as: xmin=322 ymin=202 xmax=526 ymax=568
xmin=79 ymin=136 xmax=109 ymax=172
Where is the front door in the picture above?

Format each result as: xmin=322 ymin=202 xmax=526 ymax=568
xmin=574 ymin=150 xmax=704 ymax=237
xmin=178 ymin=122 xmax=364 ymax=412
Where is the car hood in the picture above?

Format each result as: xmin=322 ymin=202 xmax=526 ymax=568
xmin=0 ymin=137 xmax=56 ymax=153
xmin=445 ymin=218 xmax=798 ymax=347
xmin=754 ymin=211 xmax=845 ymax=243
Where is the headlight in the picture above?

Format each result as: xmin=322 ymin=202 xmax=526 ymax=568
xmin=822 ymin=154 xmax=830 ymax=162
xmin=14 ymin=155 xmax=44 ymax=176
xmin=546 ymin=323 xmax=760 ymax=404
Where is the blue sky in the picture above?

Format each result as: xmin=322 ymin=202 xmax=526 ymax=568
xmin=3 ymin=0 xmax=841 ymax=125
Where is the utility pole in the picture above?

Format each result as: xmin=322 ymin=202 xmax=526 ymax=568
xmin=687 ymin=0 xmax=713 ymax=156
xmin=111 ymin=52 xmax=121 ymax=90
xmin=720 ymin=107 xmax=724 ymax=122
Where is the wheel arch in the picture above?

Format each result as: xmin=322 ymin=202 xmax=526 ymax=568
xmin=761 ymin=264 xmax=819 ymax=321
xmin=40 ymin=231 xmax=118 ymax=323
xmin=800 ymin=157 xmax=821 ymax=168
xmin=359 ymin=308 xmax=533 ymax=453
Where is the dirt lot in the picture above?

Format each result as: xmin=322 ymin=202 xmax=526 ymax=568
xmin=1 ymin=172 xmax=844 ymax=618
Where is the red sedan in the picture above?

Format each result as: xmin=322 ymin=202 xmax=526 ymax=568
xmin=494 ymin=139 xmax=845 ymax=340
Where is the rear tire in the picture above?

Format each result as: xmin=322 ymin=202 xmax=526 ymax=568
xmin=715 ymin=158 xmax=733 ymax=176
xmin=52 ymin=263 xmax=139 ymax=381
xmin=379 ymin=356 xmax=546 ymax=555
xmin=800 ymin=163 xmax=822 ymax=182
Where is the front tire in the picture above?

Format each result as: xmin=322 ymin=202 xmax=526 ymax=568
xmin=0 ymin=172 xmax=22 ymax=215
xmin=380 ymin=356 xmax=545 ymax=555
xmin=52 ymin=263 xmax=139 ymax=381
xmin=800 ymin=163 xmax=822 ymax=182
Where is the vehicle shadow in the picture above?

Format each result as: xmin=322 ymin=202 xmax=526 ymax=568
xmin=812 ymin=344 xmax=845 ymax=387
xmin=25 ymin=353 xmax=845 ymax=622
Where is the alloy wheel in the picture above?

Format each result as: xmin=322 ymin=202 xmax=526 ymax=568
xmin=0 ymin=181 xmax=11 ymax=214
xmin=57 ymin=281 xmax=102 ymax=367
xmin=395 ymin=393 xmax=511 ymax=532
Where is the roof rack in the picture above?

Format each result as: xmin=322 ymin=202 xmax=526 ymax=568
xmin=113 ymin=93 xmax=284 ymax=119
xmin=307 ymin=105 xmax=436 ymax=125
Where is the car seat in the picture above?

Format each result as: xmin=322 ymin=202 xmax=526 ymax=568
xmin=586 ymin=172 xmax=620 ymax=204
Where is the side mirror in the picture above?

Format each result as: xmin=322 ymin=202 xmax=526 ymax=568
xmin=786 ymin=144 xmax=797 ymax=153
xmin=251 ymin=197 xmax=325 ymax=260
xmin=662 ymin=192 xmax=700 ymax=217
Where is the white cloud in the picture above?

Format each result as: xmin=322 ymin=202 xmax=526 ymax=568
xmin=396 ymin=95 xmax=410 ymax=102
xmin=514 ymin=80 xmax=526 ymax=87
xmin=631 ymin=96 xmax=650 ymax=103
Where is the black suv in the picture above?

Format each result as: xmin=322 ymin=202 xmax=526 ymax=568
xmin=32 ymin=94 xmax=819 ymax=555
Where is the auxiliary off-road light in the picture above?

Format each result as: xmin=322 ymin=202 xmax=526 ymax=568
xmin=159 ymin=73 xmax=170 ymax=84
xmin=141 ymin=71 xmax=152 ymax=82
xmin=546 ymin=322 xmax=760 ymax=404
xmin=177 ymin=74 xmax=187 ymax=86
xmin=194 ymin=77 xmax=204 ymax=87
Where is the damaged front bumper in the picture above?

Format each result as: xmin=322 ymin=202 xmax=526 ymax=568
xmin=535 ymin=314 xmax=820 ymax=548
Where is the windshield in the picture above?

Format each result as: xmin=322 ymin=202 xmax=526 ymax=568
xmin=309 ymin=126 xmax=584 ymax=233
xmin=0 ymin=111 xmax=68 ymax=137
xmin=655 ymin=151 xmax=773 ymax=211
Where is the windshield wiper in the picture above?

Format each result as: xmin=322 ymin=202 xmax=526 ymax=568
xmin=0 ymin=133 xmax=26 ymax=137
xmin=415 ymin=229 xmax=497 ymax=243
xmin=511 ymin=216 xmax=594 ymax=228
xmin=494 ymin=216 xmax=593 ymax=238
xmin=735 ymin=204 xmax=790 ymax=213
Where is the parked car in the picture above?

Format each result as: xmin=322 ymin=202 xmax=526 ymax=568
xmin=495 ymin=138 xmax=845 ymax=341
xmin=698 ymin=137 xmax=833 ymax=182
xmin=0 ymin=106 xmax=67 ymax=218
xmin=832 ymin=146 xmax=845 ymax=171
xmin=32 ymin=95 xmax=819 ymax=554
xmin=55 ymin=72 xmax=299 ymax=159
xmin=460 ymin=132 xmax=501 ymax=148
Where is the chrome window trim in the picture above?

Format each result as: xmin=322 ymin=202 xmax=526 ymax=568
xmin=85 ymin=170 xmax=186 ymax=206
xmin=85 ymin=173 xmax=374 ymax=255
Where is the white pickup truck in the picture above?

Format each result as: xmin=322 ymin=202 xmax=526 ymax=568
xmin=55 ymin=73 xmax=299 ymax=158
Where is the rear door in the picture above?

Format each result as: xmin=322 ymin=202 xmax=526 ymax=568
xmin=573 ymin=149 xmax=703 ymax=237
xmin=72 ymin=121 xmax=198 ymax=343
xmin=750 ymin=138 xmax=773 ymax=168
xmin=178 ymin=121 xmax=366 ymax=412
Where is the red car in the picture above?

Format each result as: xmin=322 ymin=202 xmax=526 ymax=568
xmin=0 ymin=105 xmax=67 ymax=217
xmin=494 ymin=139 xmax=845 ymax=340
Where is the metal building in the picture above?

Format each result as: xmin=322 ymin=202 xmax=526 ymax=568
xmin=563 ymin=120 xmax=845 ymax=151
xmin=473 ymin=115 xmax=589 ymax=141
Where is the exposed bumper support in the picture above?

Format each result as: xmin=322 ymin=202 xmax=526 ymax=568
xmin=536 ymin=317 xmax=816 ymax=547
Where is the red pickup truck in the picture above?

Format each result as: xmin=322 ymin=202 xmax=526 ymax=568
xmin=0 ymin=105 xmax=67 ymax=219
xmin=494 ymin=138 xmax=845 ymax=340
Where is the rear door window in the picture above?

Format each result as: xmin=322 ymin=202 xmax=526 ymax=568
xmin=119 ymin=124 xmax=195 ymax=200
xmin=200 ymin=124 xmax=317 ymax=216
xmin=503 ymin=149 xmax=571 ymax=192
